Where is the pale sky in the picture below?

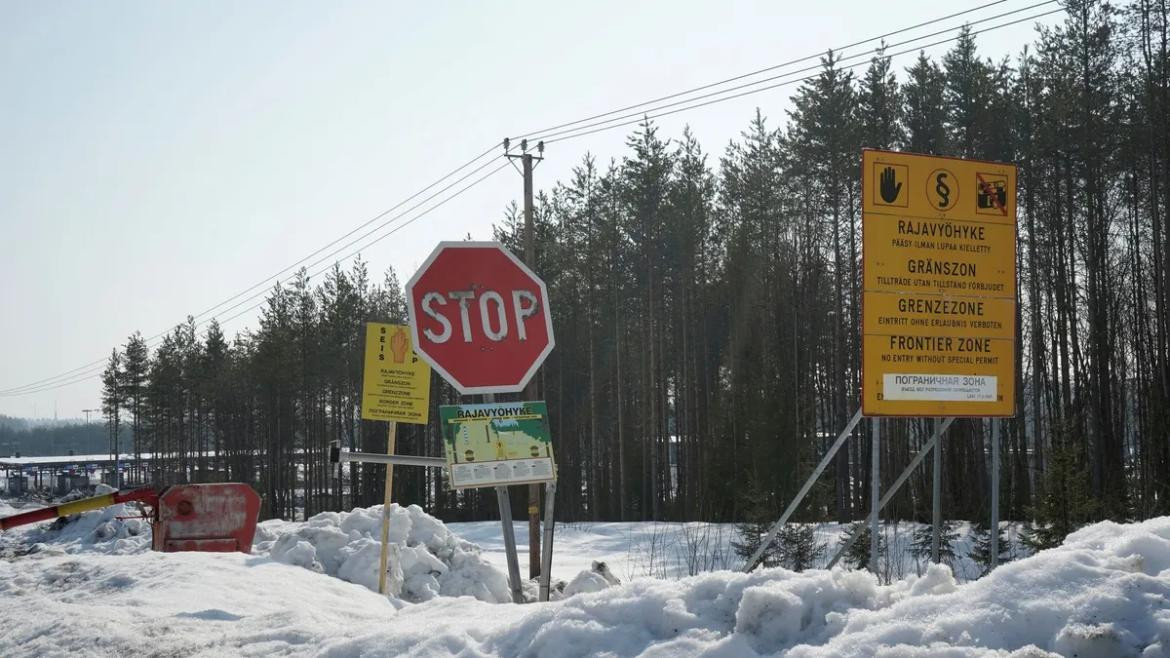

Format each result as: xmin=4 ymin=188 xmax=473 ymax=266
xmin=0 ymin=1 xmax=1060 ymax=419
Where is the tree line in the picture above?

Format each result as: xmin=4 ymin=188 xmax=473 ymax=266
xmin=96 ymin=3 xmax=1169 ymax=545
xmin=0 ymin=417 xmax=108 ymax=458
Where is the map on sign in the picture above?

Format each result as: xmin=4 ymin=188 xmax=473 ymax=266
xmin=439 ymin=401 xmax=555 ymax=489
xmin=861 ymin=149 xmax=1017 ymax=417
xmin=361 ymin=323 xmax=432 ymax=424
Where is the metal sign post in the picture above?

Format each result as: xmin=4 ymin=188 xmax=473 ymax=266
xmin=870 ymin=418 xmax=881 ymax=574
xmin=990 ymin=418 xmax=1001 ymax=568
xmin=828 ymin=418 xmax=955 ymax=568
xmin=484 ymin=393 xmax=525 ymax=604
xmin=538 ymin=480 xmax=557 ymax=602
xmin=495 ymin=485 xmax=524 ymax=603
xmin=332 ymin=447 xmax=445 ymax=468
xmin=931 ymin=417 xmax=943 ymax=564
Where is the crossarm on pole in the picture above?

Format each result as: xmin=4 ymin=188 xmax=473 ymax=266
xmin=332 ymin=446 xmax=447 ymax=469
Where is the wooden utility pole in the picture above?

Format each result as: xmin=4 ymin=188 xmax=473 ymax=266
xmin=505 ymin=138 xmax=545 ymax=579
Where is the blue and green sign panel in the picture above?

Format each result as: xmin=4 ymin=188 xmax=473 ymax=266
xmin=439 ymin=401 xmax=555 ymax=489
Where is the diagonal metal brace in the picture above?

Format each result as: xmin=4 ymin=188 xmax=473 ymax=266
xmin=827 ymin=417 xmax=955 ymax=569
xmin=744 ymin=409 xmax=863 ymax=572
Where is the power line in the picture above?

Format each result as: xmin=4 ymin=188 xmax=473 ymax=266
xmin=533 ymin=0 xmax=1058 ymax=144
xmin=510 ymin=0 xmax=1016 ymax=142
xmin=0 ymin=371 xmax=105 ymax=398
xmin=545 ymin=6 xmax=1063 ymax=146
xmin=183 ymin=143 xmax=500 ymax=326
xmin=0 ymin=159 xmax=514 ymax=398
xmin=0 ymin=145 xmax=501 ymax=396
xmin=211 ymin=159 xmax=512 ymax=333
xmin=172 ymin=155 xmax=508 ymax=337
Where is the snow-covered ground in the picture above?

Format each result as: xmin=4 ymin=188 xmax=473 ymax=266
xmin=2 ymin=496 xmax=1169 ymax=657
xmin=450 ymin=518 xmax=1029 ymax=584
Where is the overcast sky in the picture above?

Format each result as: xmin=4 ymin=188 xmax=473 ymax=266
xmin=0 ymin=1 xmax=1060 ymax=420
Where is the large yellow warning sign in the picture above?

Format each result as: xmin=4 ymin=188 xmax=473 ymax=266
xmin=362 ymin=323 xmax=432 ymax=424
xmin=862 ymin=149 xmax=1017 ymax=417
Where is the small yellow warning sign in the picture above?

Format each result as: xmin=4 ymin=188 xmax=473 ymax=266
xmin=361 ymin=323 xmax=432 ymax=424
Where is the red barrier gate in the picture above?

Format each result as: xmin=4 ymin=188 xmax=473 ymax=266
xmin=153 ymin=483 xmax=261 ymax=553
xmin=1 ymin=483 xmax=261 ymax=554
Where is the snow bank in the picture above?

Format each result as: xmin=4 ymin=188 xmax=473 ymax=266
xmin=255 ymin=503 xmax=515 ymax=604
xmin=5 ymin=499 xmax=1170 ymax=656
xmin=0 ymin=549 xmax=411 ymax=658
xmin=330 ymin=516 xmax=1170 ymax=657
xmin=0 ymin=495 xmax=574 ymax=606
xmin=778 ymin=518 xmax=1170 ymax=657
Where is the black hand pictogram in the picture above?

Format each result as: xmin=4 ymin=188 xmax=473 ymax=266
xmin=879 ymin=166 xmax=902 ymax=204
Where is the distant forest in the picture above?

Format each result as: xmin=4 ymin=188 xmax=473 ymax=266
xmin=86 ymin=4 xmax=1170 ymax=546
xmin=0 ymin=416 xmax=108 ymax=457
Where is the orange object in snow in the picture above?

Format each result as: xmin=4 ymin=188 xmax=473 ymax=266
xmin=0 ymin=483 xmax=261 ymax=554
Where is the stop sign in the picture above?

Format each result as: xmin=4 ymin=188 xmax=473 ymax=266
xmin=406 ymin=241 xmax=555 ymax=394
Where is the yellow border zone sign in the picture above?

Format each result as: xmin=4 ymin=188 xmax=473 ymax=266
xmin=361 ymin=322 xmax=432 ymax=424
xmin=862 ymin=149 xmax=1017 ymax=417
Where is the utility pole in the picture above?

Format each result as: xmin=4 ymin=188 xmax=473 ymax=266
xmin=504 ymin=137 xmax=545 ymax=580
xmin=82 ymin=408 xmax=100 ymax=424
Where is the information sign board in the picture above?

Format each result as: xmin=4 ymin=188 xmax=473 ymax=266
xmin=862 ymin=149 xmax=1017 ymax=417
xmin=439 ymin=401 xmax=555 ymax=489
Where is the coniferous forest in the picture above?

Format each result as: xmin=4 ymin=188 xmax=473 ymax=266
xmin=95 ymin=4 xmax=1170 ymax=546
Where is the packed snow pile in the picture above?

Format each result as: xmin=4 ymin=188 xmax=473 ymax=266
xmin=254 ymin=503 xmax=516 ymax=603
xmin=562 ymin=559 xmax=622 ymax=596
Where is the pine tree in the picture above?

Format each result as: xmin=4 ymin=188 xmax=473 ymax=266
xmin=732 ymin=477 xmax=782 ymax=568
xmin=902 ymin=52 xmax=948 ymax=154
xmin=776 ymin=524 xmax=826 ymax=572
xmin=785 ymin=52 xmax=861 ymax=522
xmin=619 ymin=118 xmax=675 ymax=521
xmin=122 ymin=332 xmax=150 ymax=481
xmin=100 ymin=349 xmax=125 ymax=488
xmin=1025 ymin=436 xmax=1099 ymax=550
xmin=970 ymin=522 xmax=1013 ymax=576
xmin=942 ymin=25 xmax=995 ymax=158
xmin=859 ymin=44 xmax=904 ymax=149
xmin=840 ymin=521 xmax=886 ymax=569
xmin=909 ymin=521 xmax=961 ymax=567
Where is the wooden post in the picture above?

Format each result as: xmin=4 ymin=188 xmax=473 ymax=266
xmin=377 ymin=421 xmax=398 ymax=595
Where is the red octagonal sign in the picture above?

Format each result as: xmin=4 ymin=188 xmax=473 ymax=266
xmin=406 ymin=241 xmax=554 ymax=394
